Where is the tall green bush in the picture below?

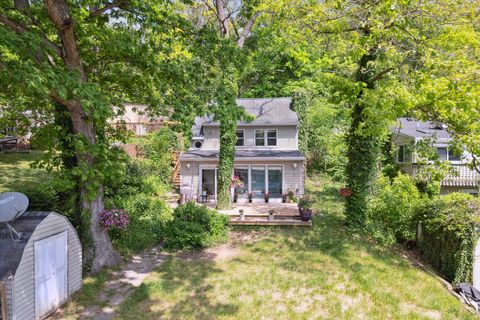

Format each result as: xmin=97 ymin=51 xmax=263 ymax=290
xmin=366 ymin=173 xmax=421 ymax=244
xmin=416 ymin=193 xmax=480 ymax=284
xmin=164 ymin=202 xmax=229 ymax=250
xmin=137 ymin=127 xmax=181 ymax=183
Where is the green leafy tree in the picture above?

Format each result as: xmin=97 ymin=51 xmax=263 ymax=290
xmin=190 ymin=1 xmax=261 ymax=209
xmin=250 ymin=0 xmax=480 ymax=228
xmin=0 ymin=0 xmax=208 ymax=271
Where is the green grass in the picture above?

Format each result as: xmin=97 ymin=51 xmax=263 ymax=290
xmin=115 ymin=176 xmax=475 ymax=320
xmin=0 ymin=151 xmax=49 ymax=192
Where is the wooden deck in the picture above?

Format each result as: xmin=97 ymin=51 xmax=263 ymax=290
xmin=204 ymin=203 xmax=312 ymax=227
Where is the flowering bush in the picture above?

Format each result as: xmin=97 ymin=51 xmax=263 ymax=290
xmin=338 ymin=187 xmax=352 ymax=198
xmin=100 ymin=208 xmax=129 ymax=229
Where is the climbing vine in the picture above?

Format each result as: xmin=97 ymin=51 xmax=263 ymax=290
xmin=292 ymin=90 xmax=311 ymax=158
xmin=416 ymin=193 xmax=480 ymax=284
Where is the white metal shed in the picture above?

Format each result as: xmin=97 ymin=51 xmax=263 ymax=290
xmin=0 ymin=211 xmax=82 ymax=320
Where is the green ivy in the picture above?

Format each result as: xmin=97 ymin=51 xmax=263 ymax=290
xmin=416 ymin=193 xmax=480 ymax=284
xmin=214 ymin=65 xmax=254 ymax=209
xmin=292 ymin=90 xmax=311 ymax=157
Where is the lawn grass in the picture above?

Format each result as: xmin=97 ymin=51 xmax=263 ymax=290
xmin=0 ymin=151 xmax=49 ymax=192
xmin=115 ymin=176 xmax=475 ymax=320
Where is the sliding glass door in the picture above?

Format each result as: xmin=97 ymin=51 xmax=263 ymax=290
xmin=268 ymin=167 xmax=283 ymax=198
xmin=251 ymin=167 xmax=266 ymax=199
xmin=233 ymin=168 xmax=249 ymax=201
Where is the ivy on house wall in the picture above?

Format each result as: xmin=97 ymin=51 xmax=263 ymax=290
xmin=214 ymin=66 xmax=253 ymax=209
xmin=292 ymin=90 xmax=312 ymax=158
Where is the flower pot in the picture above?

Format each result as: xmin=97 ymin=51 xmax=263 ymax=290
xmin=240 ymin=213 xmax=245 ymax=221
xmin=300 ymin=209 xmax=312 ymax=221
xmin=268 ymin=214 xmax=275 ymax=221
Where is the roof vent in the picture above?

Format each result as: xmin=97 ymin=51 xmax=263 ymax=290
xmin=0 ymin=192 xmax=29 ymax=241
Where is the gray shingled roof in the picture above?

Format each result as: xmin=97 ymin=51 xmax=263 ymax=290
xmin=180 ymin=150 xmax=305 ymax=161
xmin=392 ymin=118 xmax=452 ymax=140
xmin=0 ymin=211 xmax=50 ymax=282
xmin=192 ymin=98 xmax=296 ymax=137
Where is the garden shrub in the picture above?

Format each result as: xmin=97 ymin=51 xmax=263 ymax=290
xmin=164 ymin=202 xmax=229 ymax=250
xmin=416 ymin=193 xmax=480 ymax=284
xmin=108 ymin=193 xmax=173 ymax=257
xmin=366 ymin=173 xmax=421 ymax=245
xmin=137 ymin=127 xmax=181 ymax=183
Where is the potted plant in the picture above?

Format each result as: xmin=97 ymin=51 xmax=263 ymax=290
xmin=297 ymin=197 xmax=313 ymax=221
xmin=239 ymin=209 xmax=245 ymax=221
xmin=264 ymin=192 xmax=269 ymax=203
xmin=268 ymin=209 xmax=275 ymax=221
xmin=248 ymin=192 xmax=253 ymax=203
xmin=287 ymin=190 xmax=295 ymax=203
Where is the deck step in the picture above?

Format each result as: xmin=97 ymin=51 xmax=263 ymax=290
xmin=229 ymin=219 xmax=312 ymax=227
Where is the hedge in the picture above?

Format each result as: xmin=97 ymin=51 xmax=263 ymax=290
xmin=416 ymin=193 xmax=480 ymax=284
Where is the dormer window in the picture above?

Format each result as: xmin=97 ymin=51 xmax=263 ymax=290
xmin=236 ymin=130 xmax=245 ymax=147
xmin=255 ymin=129 xmax=277 ymax=147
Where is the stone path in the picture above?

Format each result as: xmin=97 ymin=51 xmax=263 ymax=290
xmin=51 ymin=245 xmax=168 ymax=320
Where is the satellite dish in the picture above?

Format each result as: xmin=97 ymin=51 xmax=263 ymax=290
xmin=0 ymin=192 xmax=29 ymax=223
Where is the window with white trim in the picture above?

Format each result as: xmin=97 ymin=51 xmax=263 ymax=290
xmin=255 ymin=129 xmax=277 ymax=147
xmin=397 ymin=145 xmax=411 ymax=163
xmin=267 ymin=129 xmax=277 ymax=146
xmin=236 ymin=130 xmax=244 ymax=147
xmin=255 ymin=129 xmax=265 ymax=146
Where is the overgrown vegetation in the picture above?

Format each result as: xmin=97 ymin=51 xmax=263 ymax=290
xmin=417 ymin=194 xmax=480 ymax=284
xmin=164 ymin=202 xmax=229 ymax=250
xmin=366 ymin=173 xmax=420 ymax=245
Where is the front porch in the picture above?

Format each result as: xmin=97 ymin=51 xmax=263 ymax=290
xmin=204 ymin=202 xmax=312 ymax=226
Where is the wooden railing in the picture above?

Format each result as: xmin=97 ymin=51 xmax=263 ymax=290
xmin=412 ymin=164 xmax=479 ymax=187
xmin=171 ymin=152 xmax=181 ymax=184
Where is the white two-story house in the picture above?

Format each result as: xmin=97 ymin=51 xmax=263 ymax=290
xmin=179 ymin=98 xmax=305 ymax=203
xmin=392 ymin=118 xmax=479 ymax=195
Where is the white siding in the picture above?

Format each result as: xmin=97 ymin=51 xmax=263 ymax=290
xmin=180 ymin=160 xmax=305 ymax=199
xmin=12 ymin=213 xmax=82 ymax=320
xmin=199 ymin=125 xmax=298 ymax=151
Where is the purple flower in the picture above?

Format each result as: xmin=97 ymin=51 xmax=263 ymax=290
xmin=100 ymin=208 xmax=130 ymax=229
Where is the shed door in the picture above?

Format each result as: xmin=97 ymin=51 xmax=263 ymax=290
xmin=34 ymin=231 xmax=68 ymax=319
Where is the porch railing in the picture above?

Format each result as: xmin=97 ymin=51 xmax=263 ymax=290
xmin=412 ymin=163 xmax=479 ymax=187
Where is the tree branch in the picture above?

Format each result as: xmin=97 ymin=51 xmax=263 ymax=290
xmin=0 ymin=14 xmax=62 ymax=57
xmin=237 ymin=11 xmax=260 ymax=48
xmin=367 ymin=67 xmax=393 ymax=84
xmin=89 ymin=1 xmax=129 ymax=18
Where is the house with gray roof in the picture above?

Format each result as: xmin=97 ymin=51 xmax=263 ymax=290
xmin=179 ymin=97 xmax=305 ymax=203
xmin=392 ymin=118 xmax=479 ymax=194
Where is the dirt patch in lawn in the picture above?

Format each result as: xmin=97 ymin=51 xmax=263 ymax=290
xmin=176 ymin=230 xmax=270 ymax=262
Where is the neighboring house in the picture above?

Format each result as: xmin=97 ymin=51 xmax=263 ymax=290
xmin=109 ymin=103 xmax=167 ymax=136
xmin=391 ymin=118 xmax=479 ymax=195
xmin=179 ymin=98 xmax=305 ymax=203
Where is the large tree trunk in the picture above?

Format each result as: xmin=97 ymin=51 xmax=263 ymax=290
xmin=69 ymin=105 xmax=122 ymax=272
xmin=344 ymin=42 xmax=381 ymax=228
xmin=45 ymin=0 xmax=121 ymax=272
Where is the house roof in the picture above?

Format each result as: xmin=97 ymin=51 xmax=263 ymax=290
xmin=192 ymin=98 xmax=297 ymax=137
xmin=392 ymin=118 xmax=452 ymax=140
xmin=180 ymin=150 xmax=305 ymax=161
xmin=0 ymin=211 xmax=51 ymax=282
